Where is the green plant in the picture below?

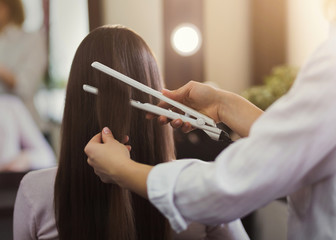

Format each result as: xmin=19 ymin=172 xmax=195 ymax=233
xmin=241 ymin=65 xmax=298 ymax=110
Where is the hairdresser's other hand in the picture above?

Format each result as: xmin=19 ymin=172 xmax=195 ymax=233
xmin=85 ymin=127 xmax=152 ymax=198
xmin=85 ymin=127 xmax=132 ymax=184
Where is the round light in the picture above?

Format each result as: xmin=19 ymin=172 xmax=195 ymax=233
xmin=171 ymin=23 xmax=202 ymax=56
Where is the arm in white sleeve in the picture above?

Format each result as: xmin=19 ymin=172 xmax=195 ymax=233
xmin=206 ymin=219 xmax=250 ymax=240
xmin=148 ymin=35 xmax=336 ymax=232
xmin=173 ymin=219 xmax=250 ymax=240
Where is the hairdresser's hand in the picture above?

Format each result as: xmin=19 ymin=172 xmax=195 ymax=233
xmin=147 ymin=81 xmax=222 ymax=132
xmin=85 ymin=127 xmax=152 ymax=198
xmin=147 ymin=81 xmax=263 ymax=137
xmin=85 ymin=127 xmax=132 ymax=184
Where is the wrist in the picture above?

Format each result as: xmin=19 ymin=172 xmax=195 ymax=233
xmin=113 ymin=156 xmax=135 ymax=187
xmin=214 ymin=89 xmax=230 ymax=123
xmin=117 ymin=159 xmax=152 ymax=199
xmin=216 ymin=91 xmax=263 ymax=137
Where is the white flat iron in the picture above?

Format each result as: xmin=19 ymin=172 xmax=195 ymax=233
xmin=83 ymin=61 xmax=231 ymax=141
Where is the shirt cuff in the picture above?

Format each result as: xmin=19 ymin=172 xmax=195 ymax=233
xmin=147 ymin=159 xmax=201 ymax=233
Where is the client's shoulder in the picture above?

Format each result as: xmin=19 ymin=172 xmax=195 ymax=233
xmin=20 ymin=167 xmax=57 ymax=198
xmin=15 ymin=168 xmax=58 ymax=238
xmin=22 ymin=167 xmax=57 ymax=184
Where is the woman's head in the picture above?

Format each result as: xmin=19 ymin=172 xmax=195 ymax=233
xmin=0 ymin=0 xmax=25 ymax=28
xmin=65 ymin=24 xmax=174 ymax=163
xmin=55 ymin=25 xmax=174 ymax=240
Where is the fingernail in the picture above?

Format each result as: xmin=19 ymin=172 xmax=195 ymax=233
xmin=103 ymin=127 xmax=111 ymax=134
xmin=158 ymin=117 xmax=165 ymax=124
xmin=175 ymin=119 xmax=182 ymax=126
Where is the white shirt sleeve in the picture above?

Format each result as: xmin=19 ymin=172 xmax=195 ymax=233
xmin=172 ymin=219 xmax=250 ymax=240
xmin=148 ymin=28 xmax=336 ymax=233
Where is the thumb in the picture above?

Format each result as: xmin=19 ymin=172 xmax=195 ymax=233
xmin=162 ymin=84 xmax=189 ymax=102
xmin=162 ymin=89 xmax=177 ymax=100
xmin=102 ymin=127 xmax=115 ymax=143
xmin=158 ymin=88 xmax=182 ymax=110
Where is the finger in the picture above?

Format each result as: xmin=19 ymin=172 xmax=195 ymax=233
xmin=99 ymin=176 xmax=108 ymax=183
xmin=89 ymin=132 xmax=102 ymax=144
xmin=162 ymin=88 xmax=179 ymax=100
xmin=156 ymin=89 xmax=176 ymax=109
xmin=162 ymin=85 xmax=190 ymax=102
xmin=101 ymin=127 xmax=116 ymax=143
xmin=157 ymin=100 xmax=173 ymax=110
xmin=158 ymin=116 xmax=170 ymax=125
xmin=87 ymin=158 xmax=93 ymax=166
xmin=122 ymin=135 xmax=129 ymax=144
xmin=84 ymin=133 xmax=102 ymax=155
xmin=145 ymin=113 xmax=158 ymax=120
xmin=158 ymin=82 xmax=194 ymax=109
xmin=168 ymin=106 xmax=184 ymax=115
xmin=87 ymin=158 xmax=99 ymax=167
xmin=181 ymin=122 xmax=193 ymax=133
xmin=170 ymin=119 xmax=183 ymax=128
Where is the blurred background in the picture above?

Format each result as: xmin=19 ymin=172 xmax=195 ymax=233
xmin=0 ymin=0 xmax=330 ymax=239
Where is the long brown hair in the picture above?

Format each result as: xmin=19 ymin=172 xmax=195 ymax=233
xmin=54 ymin=25 xmax=175 ymax=240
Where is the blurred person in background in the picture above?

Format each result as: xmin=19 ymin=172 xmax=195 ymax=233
xmin=0 ymin=0 xmax=48 ymax=128
xmin=0 ymin=94 xmax=55 ymax=172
